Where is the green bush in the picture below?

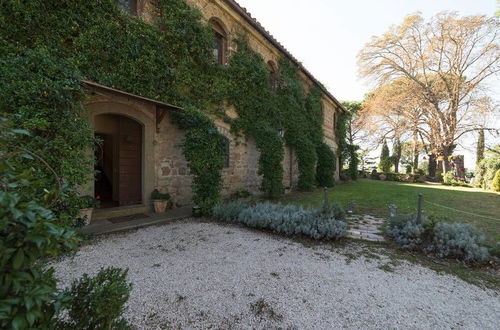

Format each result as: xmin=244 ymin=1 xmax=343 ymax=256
xmin=0 ymin=123 xmax=80 ymax=329
xmin=387 ymin=211 xmax=490 ymax=263
xmin=427 ymin=223 xmax=490 ymax=262
xmin=212 ymin=201 xmax=248 ymax=222
xmin=492 ymin=169 xmax=500 ymax=192
xmin=213 ymin=201 xmax=347 ymax=240
xmin=171 ymin=106 xmax=226 ymax=213
xmin=57 ymin=267 xmax=132 ymax=329
xmin=387 ymin=214 xmax=430 ymax=249
xmin=151 ymin=189 xmax=170 ymax=200
xmin=474 ymin=146 xmax=500 ymax=190
xmin=443 ymin=171 xmax=455 ymax=184
xmin=0 ymin=190 xmax=78 ymax=329
xmin=315 ymin=142 xmax=336 ymax=187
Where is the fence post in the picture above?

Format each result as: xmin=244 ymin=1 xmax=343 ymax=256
xmin=417 ymin=193 xmax=423 ymax=224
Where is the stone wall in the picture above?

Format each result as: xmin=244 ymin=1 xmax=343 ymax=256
xmin=89 ymin=0 xmax=343 ymax=209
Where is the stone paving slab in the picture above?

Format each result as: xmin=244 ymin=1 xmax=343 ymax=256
xmin=347 ymin=214 xmax=386 ymax=242
xmin=80 ymin=205 xmax=192 ymax=235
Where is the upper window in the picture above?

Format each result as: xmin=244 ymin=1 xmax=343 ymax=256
xmin=118 ymin=0 xmax=137 ymax=15
xmin=210 ymin=19 xmax=227 ymax=65
xmin=268 ymin=61 xmax=279 ymax=91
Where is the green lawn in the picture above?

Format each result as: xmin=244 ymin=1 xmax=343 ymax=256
xmin=280 ymin=179 xmax=500 ymax=242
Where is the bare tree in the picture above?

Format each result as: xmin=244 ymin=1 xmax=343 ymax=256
xmin=358 ymin=12 xmax=500 ymax=172
xmin=359 ymin=77 xmax=428 ymax=173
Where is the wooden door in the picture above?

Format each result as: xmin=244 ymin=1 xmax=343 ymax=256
xmin=118 ymin=116 xmax=142 ymax=205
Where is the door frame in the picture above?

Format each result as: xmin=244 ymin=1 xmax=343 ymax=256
xmin=86 ymin=100 xmax=156 ymax=210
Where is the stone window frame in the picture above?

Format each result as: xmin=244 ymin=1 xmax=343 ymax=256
xmin=209 ymin=18 xmax=229 ymax=65
xmin=267 ymin=60 xmax=279 ymax=91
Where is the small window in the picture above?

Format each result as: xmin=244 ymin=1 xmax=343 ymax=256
xmin=210 ymin=19 xmax=227 ymax=65
xmin=118 ymin=0 xmax=137 ymax=15
xmin=268 ymin=61 xmax=279 ymax=91
xmin=333 ymin=112 xmax=336 ymax=132
xmin=223 ymin=136 xmax=230 ymax=168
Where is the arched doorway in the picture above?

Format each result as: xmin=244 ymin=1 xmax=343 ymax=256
xmin=94 ymin=114 xmax=143 ymax=208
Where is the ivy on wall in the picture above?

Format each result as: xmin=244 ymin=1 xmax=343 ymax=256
xmin=224 ymin=38 xmax=284 ymax=197
xmin=170 ymin=106 xmax=226 ymax=213
xmin=1 ymin=0 xmax=227 ymax=213
xmin=224 ymin=38 xmax=336 ymax=195
xmin=1 ymin=0 xmax=337 ymax=212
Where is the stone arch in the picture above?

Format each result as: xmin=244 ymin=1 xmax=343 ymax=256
xmin=86 ymin=100 xmax=156 ymax=209
xmin=209 ymin=17 xmax=229 ymax=64
xmin=267 ymin=60 xmax=279 ymax=91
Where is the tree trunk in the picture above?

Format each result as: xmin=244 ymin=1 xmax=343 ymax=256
xmin=443 ymin=156 xmax=450 ymax=173
xmin=476 ymin=128 xmax=485 ymax=165
xmin=412 ymin=130 xmax=418 ymax=174
xmin=428 ymin=154 xmax=436 ymax=177
xmin=441 ymin=145 xmax=456 ymax=173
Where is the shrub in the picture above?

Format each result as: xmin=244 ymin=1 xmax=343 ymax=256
xmin=213 ymin=202 xmax=347 ymax=240
xmin=370 ymin=169 xmax=379 ymax=180
xmin=387 ymin=214 xmax=428 ymax=249
xmin=315 ymin=142 xmax=336 ymax=187
xmin=387 ymin=210 xmax=490 ymax=263
xmin=0 ymin=190 xmax=78 ymax=329
xmin=151 ymin=189 xmax=170 ymax=200
xmin=474 ymin=146 xmax=500 ymax=190
xmin=443 ymin=171 xmax=455 ymax=184
xmin=492 ymin=169 xmax=500 ymax=192
xmin=428 ymin=223 xmax=490 ymax=263
xmin=75 ymin=195 xmax=100 ymax=209
xmin=57 ymin=267 xmax=132 ymax=329
xmin=415 ymin=168 xmax=426 ymax=176
xmin=0 ymin=123 xmax=80 ymax=329
xmin=212 ymin=201 xmax=248 ymax=222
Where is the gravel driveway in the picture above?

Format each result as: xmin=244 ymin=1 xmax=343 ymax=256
xmin=52 ymin=219 xmax=499 ymax=329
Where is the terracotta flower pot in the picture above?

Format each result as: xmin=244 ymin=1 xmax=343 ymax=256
xmin=79 ymin=208 xmax=94 ymax=226
xmin=153 ymin=199 xmax=168 ymax=213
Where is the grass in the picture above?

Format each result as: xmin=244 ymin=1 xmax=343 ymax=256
xmin=362 ymin=240 xmax=500 ymax=290
xmin=280 ymin=179 xmax=500 ymax=243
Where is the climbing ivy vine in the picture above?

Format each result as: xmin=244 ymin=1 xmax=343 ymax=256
xmin=225 ymin=38 xmax=336 ymax=194
xmin=1 ymin=0 xmax=337 ymax=211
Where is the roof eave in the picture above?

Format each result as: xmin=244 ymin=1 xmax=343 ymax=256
xmin=222 ymin=0 xmax=346 ymax=113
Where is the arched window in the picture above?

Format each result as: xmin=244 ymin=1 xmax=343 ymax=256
xmin=118 ymin=0 xmax=137 ymax=15
xmin=210 ymin=19 xmax=228 ymax=65
xmin=268 ymin=61 xmax=279 ymax=91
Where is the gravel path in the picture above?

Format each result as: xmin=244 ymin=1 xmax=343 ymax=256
xmin=52 ymin=219 xmax=499 ymax=329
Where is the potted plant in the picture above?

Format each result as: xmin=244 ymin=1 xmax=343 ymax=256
xmin=78 ymin=195 xmax=99 ymax=226
xmin=151 ymin=189 xmax=171 ymax=213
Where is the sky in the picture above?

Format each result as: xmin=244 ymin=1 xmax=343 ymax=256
xmin=236 ymin=0 xmax=499 ymax=169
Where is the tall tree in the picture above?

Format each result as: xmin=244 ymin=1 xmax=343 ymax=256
xmin=359 ymin=78 xmax=427 ymax=174
xmin=339 ymin=101 xmax=362 ymax=180
xmin=378 ymin=139 xmax=392 ymax=172
xmin=392 ymin=138 xmax=402 ymax=173
xmin=476 ymin=128 xmax=485 ymax=165
xmin=359 ymin=12 xmax=500 ymax=172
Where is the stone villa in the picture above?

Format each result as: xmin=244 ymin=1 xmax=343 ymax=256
xmin=85 ymin=0 xmax=344 ymax=220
